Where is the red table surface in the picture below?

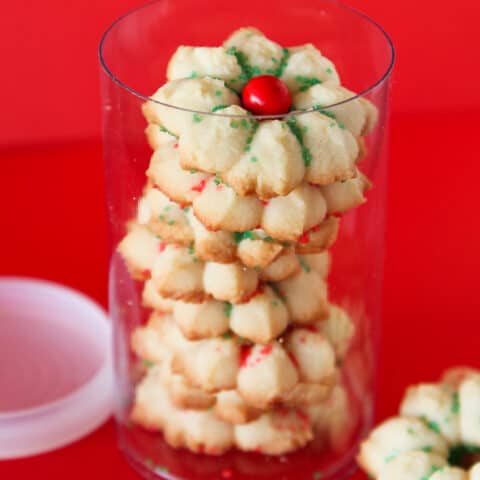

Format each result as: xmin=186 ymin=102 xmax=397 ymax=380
xmin=1 ymin=112 xmax=479 ymax=478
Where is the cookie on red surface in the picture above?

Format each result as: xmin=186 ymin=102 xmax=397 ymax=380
xmin=357 ymin=417 xmax=449 ymax=478
xmin=375 ymin=451 xmax=448 ymax=480
xmin=358 ymin=367 xmax=480 ymax=479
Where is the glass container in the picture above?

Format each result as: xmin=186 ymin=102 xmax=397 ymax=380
xmin=99 ymin=1 xmax=394 ymax=478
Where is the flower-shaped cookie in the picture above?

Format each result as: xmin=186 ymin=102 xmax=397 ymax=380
xmin=132 ymin=312 xmax=338 ymax=411
xmin=142 ymin=28 xmax=377 ymax=199
xmin=131 ymin=362 xmax=314 ymax=455
xmin=119 ymin=226 xmax=331 ymax=327
xmin=358 ymin=367 xmax=480 ymax=479
xmin=141 ymin=135 xmax=367 ymax=241
xmin=136 ymin=183 xmax=341 ymax=266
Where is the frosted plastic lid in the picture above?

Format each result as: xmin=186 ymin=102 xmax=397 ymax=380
xmin=0 ymin=277 xmax=113 ymax=459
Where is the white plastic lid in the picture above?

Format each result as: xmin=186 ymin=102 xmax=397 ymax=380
xmin=0 ymin=277 xmax=113 ymax=459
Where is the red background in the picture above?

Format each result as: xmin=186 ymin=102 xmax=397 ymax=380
xmin=1 ymin=0 xmax=480 ymax=479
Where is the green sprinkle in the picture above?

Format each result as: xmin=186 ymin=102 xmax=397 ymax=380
xmin=313 ymin=106 xmax=336 ymax=120
xmin=295 ymin=75 xmax=322 ymax=91
xmin=163 ymin=205 xmax=171 ymax=212
xmin=274 ymin=48 xmax=290 ymax=77
xmin=222 ymin=331 xmax=233 ymax=339
xmin=183 ymin=206 xmax=190 ymax=213
xmin=240 ymin=118 xmax=249 ymax=129
xmin=145 ymin=458 xmax=154 ymax=467
xmin=230 ymin=120 xmax=239 ymax=128
xmin=421 ymin=416 xmax=441 ymax=434
xmin=250 ymin=156 xmax=258 ymax=163
xmin=189 ymin=169 xmax=197 ymax=174
xmin=212 ymin=104 xmax=229 ymax=112
xmin=233 ymin=231 xmax=256 ymax=243
xmin=223 ymin=302 xmax=233 ymax=318
xmin=192 ymin=256 xmax=199 ymax=262
xmin=270 ymin=284 xmax=286 ymax=302
xmin=188 ymin=243 xmax=195 ymax=255
xmin=253 ymin=266 xmax=261 ymax=272
xmin=167 ymin=220 xmax=175 ymax=225
xmin=227 ymin=46 xmax=258 ymax=82
xmin=312 ymin=472 xmax=322 ymax=480
xmin=299 ymin=257 xmax=311 ymax=273
xmin=215 ymin=90 xmax=223 ymax=96
xmin=189 ymin=71 xmax=198 ymax=78
xmin=384 ymin=449 xmax=400 ymax=463
xmin=452 ymin=392 xmax=460 ymax=414
xmin=244 ymin=121 xmax=259 ymax=152
xmin=338 ymin=122 xmax=346 ymax=130
xmin=421 ymin=445 xmax=433 ymax=452
xmin=214 ymin=177 xmax=222 ymax=185
xmin=155 ymin=235 xmax=163 ymax=240
xmin=158 ymin=125 xmax=178 ymax=138
xmin=159 ymin=215 xmax=165 ymax=221
xmin=143 ymin=359 xmax=155 ymax=369
xmin=272 ymin=299 xmax=279 ymax=307
xmin=263 ymin=236 xmax=274 ymax=242
xmin=251 ymin=66 xmax=261 ymax=76
xmin=329 ymin=121 xmax=336 ymax=127
xmin=407 ymin=427 xmax=416 ymax=435
xmin=326 ymin=67 xmax=333 ymax=74
xmin=192 ymin=113 xmax=203 ymax=123
xmin=271 ymin=57 xmax=278 ymax=63
xmin=286 ymin=117 xmax=312 ymax=167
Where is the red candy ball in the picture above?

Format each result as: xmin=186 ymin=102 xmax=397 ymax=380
xmin=241 ymin=75 xmax=291 ymax=115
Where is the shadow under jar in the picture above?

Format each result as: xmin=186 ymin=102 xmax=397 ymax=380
xmin=99 ymin=1 xmax=394 ymax=479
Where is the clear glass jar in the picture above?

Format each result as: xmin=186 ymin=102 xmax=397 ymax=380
xmin=99 ymin=1 xmax=394 ymax=478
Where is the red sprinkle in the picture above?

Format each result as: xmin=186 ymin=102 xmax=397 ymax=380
xmin=296 ymin=409 xmax=310 ymax=428
xmin=240 ymin=345 xmax=253 ymax=367
xmin=260 ymin=199 xmax=269 ymax=206
xmin=332 ymin=212 xmax=343 ymax=218
xmin=287 ymin=351 xmax=300 ymax=369
xmin=311 ymin=224 xmax=323 ymax=232
xmin=221 ymin=468 xmax=233 ymax=479
xmin=297 ymin=231 xmax=310 ymax=244
xmin=304 ymin=325 xmax=318 ymax=333
xmin=276 ymin=406 xmax=290 ymax=417
xmin=259 ymin=344 xmax=273 ymax=356
xmin=158 ymin=242 xmax=167 ymax=252
xmin=191 ymin=178 xmax=207 ymax=192
xmin=299 ymin=336 xmax=307 ymax=344
xmin=173 ymin=143 xmax=179 ymax=149
xmin=216 ymin=184 xmax=224 ymax=191
xmin=241 ymin=285 xmax=264 ymax=303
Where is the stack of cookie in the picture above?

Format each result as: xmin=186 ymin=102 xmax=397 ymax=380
xmin=118 ymin=28 xmax=378 ymax=455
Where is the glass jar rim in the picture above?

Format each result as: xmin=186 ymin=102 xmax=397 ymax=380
xmin=98 ymin=0 xmax=395 ymax=120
